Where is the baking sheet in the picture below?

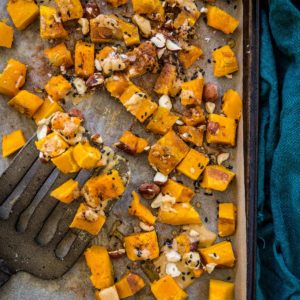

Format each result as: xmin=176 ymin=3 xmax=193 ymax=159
xmin=0 ymin=0 xmax=246 ymax=298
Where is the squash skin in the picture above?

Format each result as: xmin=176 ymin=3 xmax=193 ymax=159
xmin=45 ymin=75 xmax=72 ymax=101
xmin=161 ymin=179 xmax=194 ymax=203
xmin=55 ymin=0 xmax=83 ymax=22
xmin=222 ymin=89 xmax=242 ymax=120
xmin=0 ymin=22 xmax=13 ymax=48
xmin=84 ymin=245 xmax=114 ymax=289
xmin=115 ymin=272 xmax=145 ymax=298
xmin=218 ymin=203 xmax=237 ymax=237
xmin=50 ymin=178 xmax=79 ymax=204
xmin=72 ymin=141 xmax=101 ymax=169
xmin=7 ymin=0 xmax=39 ymax=30
xmin=0 ymin=59 xmax=26 ymax=97
xmin=75 ymin=41 xmax=95 ymax=78
xmin=2 ymin=130 xmax=26 ymax=157
xmin=44 ymin=43 xmax=73 ymax=68
xmin=179 ymin=45 xmax=203 ymax=69
xmin=209 ymin=279 xmax=234 ymax=300
xmin=51 ymin=147 xmax=81 ymax=173
xmin=33 ymin=98 xmax=64 ymax=124
xmin=180 ymin=76 xmax=204 ymax=106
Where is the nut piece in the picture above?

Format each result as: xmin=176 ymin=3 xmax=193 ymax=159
xmin=205 ymin=102 xmax=216 ymax=114
xmin=73 ymin=77 xmax=87 ymax=95
xmin=217 ymin=152 xmax=230 ymax=165
xmin=108 ymin=248 xmax=126 ymax=258
xmin=151 ymin=33 xmax=166 ymax=48
xmin=166 ymin=263 xmax=181 ymax=277
xmin=158 ymin=95 xmax=172 ymax=110
xmin=132 ymin=14 xmax=152 ymax=37
xmin=166 ymin=39 xmax=182 ymax=51
xmin=153 ymin=172 xmax=168 ymax=185
xmin=139 ymin=182 xmax=160 ymax=200
xmin=68 ymin=108 xmax=84 ymax=120
xmin=91 ymin=133 xmax=103 ymax=144
xmin=139 ymin=221 xmax=155 ymax=232
xmin=84 ymin=0 xmax=100 ymax=19
xmin=203 ymin=82 xmax=218 ymax=102
xmin=78 ymin=18 xmax=89 ymax=35
xmin=86 ymin=73 xmax=104 ymax=88
xmin=166 ymin=250 xmax=181 ymax=262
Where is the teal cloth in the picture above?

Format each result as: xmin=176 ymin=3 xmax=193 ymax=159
xmin=257 ymin=0 xmax=300 ymax=299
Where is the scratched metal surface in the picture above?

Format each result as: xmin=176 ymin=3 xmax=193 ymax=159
xmin=0 ymin=0 xmax=245 ymax=299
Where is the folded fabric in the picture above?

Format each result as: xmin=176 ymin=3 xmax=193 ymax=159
xmin=257 ymin=0 xmax=300 ymax=299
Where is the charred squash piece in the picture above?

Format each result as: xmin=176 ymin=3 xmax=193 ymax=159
xmin=154 ymin=64 xmax=177 ymax=96
xmin=55 ymin=0 xmax=83 ymax=21
xmin=115 ymin=272 xmax=145 ymax=299
xmin=117 ymin=130 xmax=148 ymax=154
xmin=181 ymin=106 xmax=206 ymax=126
xmin=75 ymin=41 xmax=95 ymax=78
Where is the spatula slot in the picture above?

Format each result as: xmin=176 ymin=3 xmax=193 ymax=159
xmin=55 ymin=231 xmax=77 ymax=260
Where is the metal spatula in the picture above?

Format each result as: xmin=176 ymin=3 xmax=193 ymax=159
xmin=0 ymin=136 xmax=129 ymax=286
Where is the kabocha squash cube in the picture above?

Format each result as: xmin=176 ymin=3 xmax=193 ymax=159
xmin=132 ymin=0 xmax=164 ymax=21
xmin=209 ymin=279 xmax=234 ymax=300
xmin=176 ymin=149 xmax=209 ymax=180
xmin=182 ymin=106 xmax=206 ymax=126
xmin=206 ymin=114 xmax=237 ymax=146
xmin=119 ymin=84 xmax=157 ymax=123
xmin=2 ymin=130 xmax=26 ymax=157
xmin=178 ymin=125 xmax=204 ymax=146
xmin=212 ymin=45 xmax=238 ymax=77
xmin=107 ymin=0 xmax=127 ymax=7
xmin=173 ymin=9 xmax=200 ymax=28
xmin=201 ymin=165 xmax=235 ymax=192
xmin=45 ymin=75 xmax=72 ymax=101
xmin=7 ymin=0 xmax=39 ymax=30
xmin=148 ymin=130 xmax=189 ymax=175
xmin=117 ymin=130 xmax=148 ymax=154
xmin=90 ymin=15 xmax=123 ymax=43
xmin=44 ymin=43 xmax=73 ymax=68
xmin=146 ymin=107 xmax=179 ymax=135
xmin=199 ymin=241 xmax=236 ymax=268
xmin=75 ymin=41 xmax=95 ymax=78
xmin=40 ymin=6 xmax=68 ymax=39
xmin=206 ymin=5 xmax=239 ymax=35
xmin=124 ymin=230 xmax=159 ymax=261
xmin=115 ymin=272 xmax=145 ymax=299
xmin=154 ymin=64 xmax=177 ymax=95
xmin=105 ymin=73 xmax=131 ymax=98
xmin=161 ymin=179 xmax=194 ymax=203
xmin=179 ymin=45 xmax=203 ymax=69
xmin=95 ymin=286 xmax=120 ymax=300
xmin=119 ymin=20 xmax=140 ymax=46
xmin=222 ymin=89 xmax=242 ymax=120
xmin=96 ymin=46 xmax=114 ymax=60
xmin=70 ymin=203 xmax=106 ymax=235
xmin=82 ymin=170 xmax=125 ymax=207
xmin=158 ymin=203 xmax=201 ymax=225
xmin=128 ymin=191 xmax=156 ymax=225
xmin=52 ymin=147 xmax=80 ymax=173
xmin=0 ymin=59 xmax=27 ymax=97
xmin=8 ymin=90 xmax=44 ymax=117
xmin=72 ymin=141 xmax=101 ymax=168
xmin=33 ymin=98 xmax=63 ymax=124
xmin=55 ymin=0 xmax=83 ymax=21
xmin=151 ymin=276 xmax=187 ymax=300
xmin=180 ymin=76 xmax=204 ymax=106
xmin=0 ymin=22 xmax=13 ymax=48
xmin=35 ymin=132 xmax=69 ymax=159
xmin=218 ymin=203 xmax=237 ymax=237
xmin=50 ymin=178 xmax=79 ymax=203
xmin=175 ymin=234 xmax=191 ymax=255
xmin=84 ymin=246 xmax=114 ymax=289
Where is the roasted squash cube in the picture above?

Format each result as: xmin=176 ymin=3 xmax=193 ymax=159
xmin=119 ymin=20 xmax=140 ymax=46
xmin=212 ymin=45 xmax=238 ymax=77
xmin=96 ymin=46 xmax=114 ymax=60
xmin=173 ymin=10 xmax=199 ymax=29
xmin=222 ymin=89 xmax=242 ymax=120
xmin=180 ymin=76 xmax=204 ymax=106
xmin=175 ymin=234 xmax=191 ymax=255
xmin=44 ymin=43 xmax=73 ymax=68
xmin=176 ymin=149 xmax=209 ymax=180
xmin=7 ymin=0 xmax=39 ymax=30
xmin=50 ymin=178 xmax=79 ymax=203
xmin=117 ymin=130 xmax=148 ymax=154
xmin=124 ymin=230 xmax=159 ymax=261
xmin=178 ymin=125 xmax=204 ymax=147
xmin=55 ymin=0 xmax=83 ymax=21
xmin=209 ymin=279 xmax=234 ymax=300
xmin=75 ymin=41 xmax=95 ymax=78
xmin=146 ymin=107 xmax=178 ymax=135
xmin=179 ymin=45 xmax=203 ymax=69
xmin=207 ymin=5 xmax=239 ymax=34
xmin=72 ymin=141 xmax=101 ymax=168
xmin=35 ymin=132 xmax=69 ymax=159
xmin=154 ymin=64 xmax=177 ymax=96
xmin=8 ymin=90 xmax=44 ymax=117
xmin=107 ymin=0 xmax=127 ymax=7
xmin=95 ymin=286 xmax=119 ymax=300
xmin=128 ymin=191 xmax=156 ymax=225
xmin=218 ymin=203 xmax=237 ymax=237
xmin=70 ymin=203 xmax=106 ymax=235
xmin=0 ymin=22 xmax=13 ymax=48
xmin=0 ymin=59 xmax=27 ymax=97
xmin=151 ymin=276 xmax=187 ymax=300
xmin=105 ymin=73 xmax=131 ymax=98
xmin=132 ymin=0 xmax=164 ymax=21
xmin=119 ymin=84 xmax=157 ymax=123
xmin=148 ymin=130 xmax=189 ymax=175
xmin=182 ymin=106 xmax=205 ymax=126
xmin=40 ymin=5 xmax=68 ymax=39
xmin=201 ymin=165 xmax=235 ymax=192
xmin=115 ymin=273 xmax=145 ymax=299
xmin=161 ymin=179 xmax=194 ymax=203
xmin=33 ymin=98 xmax=64 ymax=124
xmin=52 ymin=147 xmax=80 ymax=173
xmin=199 ymin=241 xmax=236 ymax=268
xmin=2 ymin=130 xmax=26 ymax=157
xmin=206 ymin=114 xmax=237 ymax=146
xmin=84 ymin=245 xmax=114 ymax=289
xmin=45 ymin=75 xmax=72 ymax=101
xmin=90 ymin=15 xmax=123 ymax=43
xmin=158 ymin=203 xmax=201 ymax=225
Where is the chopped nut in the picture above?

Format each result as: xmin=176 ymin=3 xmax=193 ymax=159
xmin=139 ymin=182 xmax=161 ymax=200
xmin=166 ymin=40 xmax=182 ymax=51
xmin=36 ymin=125 xmax=49 ymax=140
xmin=217 ymin=152 xmax=230 ymax=165
xmin=176 ymin=119 xmax=184 ymax=125
xmin=86 ymin=73 xmax=104 ymax=88
xmin=205 ymin=263 xmax=217 ymax=274
xmin=78 ymin=18 xmax=90 ymax=35
xmin=132 ymin=14 xmax=152 ymax=37
xmin=166 ymin=263 xmax=181 ymax=277
xmin=166 ymin=250 xmax=181 ymax=263
xmin=153 ymin=172 xmax=168 ymax=185
xmin=139 ymin=221 xmax=155 ymax=232
xmin=68 ymin=108 xmax=84 ymax=120
xmin=91 ymin=133 xmax=103 ymax=144
xmin=157 ymin=47 xmax=166 ymax=59
xmin=205 ymin=102 xmax=216 ymax=114
xmin=108 ymin=249 xmax=126 ymax=258
xmin=151 ymin=33 xmax=166 ymax=48
xmin=158 ymin=95 xmax=172 ymax=110
xmin=84 ymin=0 xmax=100 ymax=19
xmin=73 ymin=77 xmax=87 ymax=95
xmin=203 ymin=82 xmax=218 ymax=102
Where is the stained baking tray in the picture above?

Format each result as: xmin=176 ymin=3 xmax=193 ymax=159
xmin=0 ymin=0 xmax=259 ymax=298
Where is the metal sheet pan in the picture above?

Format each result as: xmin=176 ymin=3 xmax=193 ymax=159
xmin=0 ymin=0 xmax=259 ymax=298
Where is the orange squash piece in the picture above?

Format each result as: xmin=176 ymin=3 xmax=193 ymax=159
xmin=55 ymin=0 xmax=83 ymax=21
xmin=75 ymin=41 xmax=95 ymax=78
xmin=117 ymin=130 xmax=148 ymax=154
xmin=154 ymin=64 xmax=177 ymax=96
xmin=72 ymin=141 xmax=101 ymax=169
xmin=209 ymin=279 xmax=234 ymax=300
xmin=105 ymin=73 xmax=131 ymax=98
xmin=33 ymin=98 xmax=64 ymax=124
xmin=218 ymin=203 xmax=237 ymax=237
xmin=179 ymin=45 xmax=203 ymax=69
xmin=182 ymin=106 xmax=206 ymax=126
xmin=44 ymin=43 xmax=73 ymax=68
xmin=222 ymin=89 xmax=242 ymax=120
xmin=180 ymin=76 xmax=204 ymax=106
xmin=178 ymin=125 xmax=204 ymax=146
xmin=50 ymin=179 xmax=79 ymax=204
xmin=2 ymin=130 xmax=26 ymax=157
xmin=45 ymin=75 xmax=72 ymax=101
xmin=0 ymin=22 xmax=14 ymax=48
xmin=51 ymin=147 xmax=81 ymax=174
xmin=161 ymin=179 xmax=194 ymax=203
xmin=115 ymin=273 xmax=145 ymax=298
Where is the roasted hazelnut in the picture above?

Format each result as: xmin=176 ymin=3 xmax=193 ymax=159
xmin=203 ymin=82 xmax=218 ymax=102
xmin=68 ymin=108 xmax=84 ymax=120
xmin=138 ymin=183 xmax=160 ymax=200
xmin=84 ymin=0 xmax=100 ymax=19
xmin=86 ymin=73 xmax=104 ymax=88
xmin=108 ymin=249 xmax=126 ymax=258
